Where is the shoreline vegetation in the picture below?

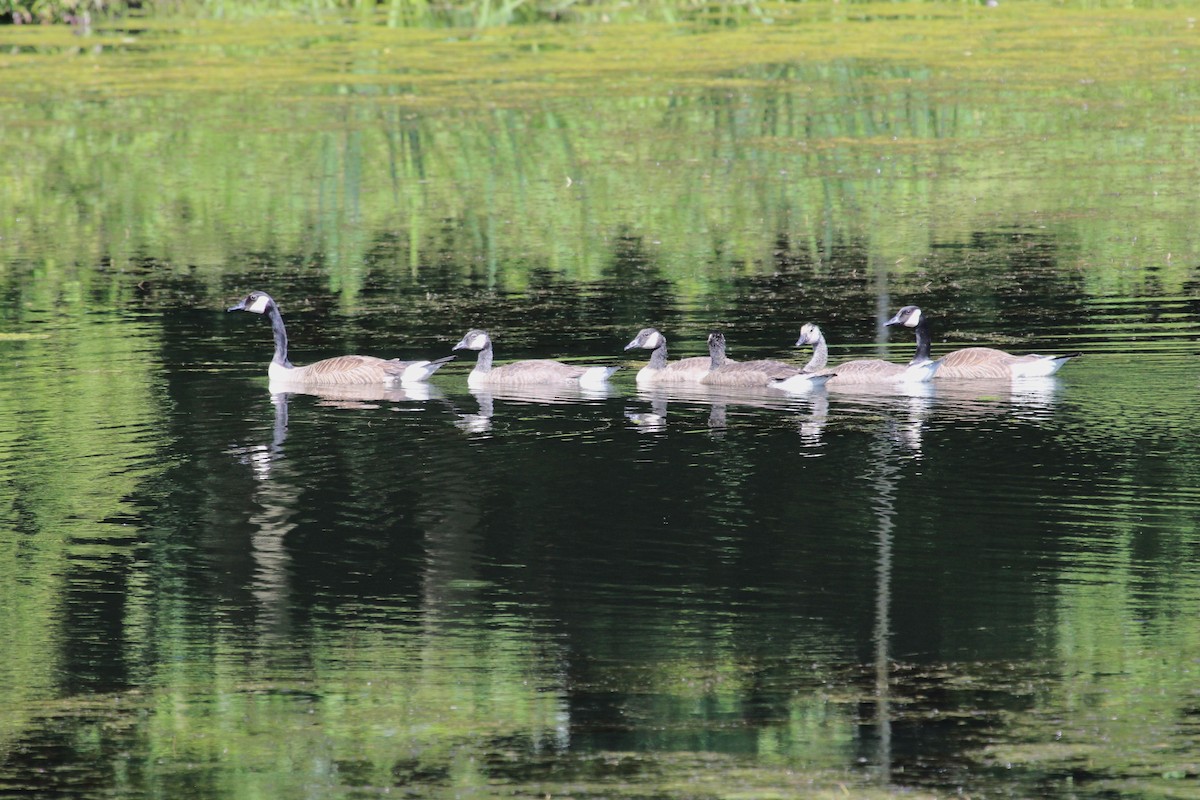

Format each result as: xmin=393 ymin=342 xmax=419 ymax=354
xmin=1 ymin=0 xmax=1190 ymax=29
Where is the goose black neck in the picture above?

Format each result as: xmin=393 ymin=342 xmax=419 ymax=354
xmin=267 ymin=305 xmax=293 ymax=368
xmin=910 ymin=316 xmax=932 ymax=365
xmin=648 ymin=340 xmax=668 ymax=370
xmin=474 ymin=340 xmax=494 ymax=373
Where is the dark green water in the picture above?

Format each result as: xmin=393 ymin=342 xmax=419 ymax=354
xmin=3 ymin=8 xmax=1200 ymax=799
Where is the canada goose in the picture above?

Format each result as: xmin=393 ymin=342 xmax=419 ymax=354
xmin=229 ymin=291 xmax=454 ymax=387
xmin=452 ymin=329 xmax=619 ymax=389
xmin=623 ymin=327 xmax=711 ymax=385
xmin=886 ymin=305 xmax=1080 ymax=379
xmin=774 ymin=322 xmax=939 ymax=392
xmin=702 ymin=331 xmax=833 ymax=391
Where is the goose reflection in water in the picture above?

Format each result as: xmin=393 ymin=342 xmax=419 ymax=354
xmin=232 ymin=383 xmax=450 ymax=480
xmin=826 ymin=381 xmax=936 ymax=454
xmin=222 ymin=391 xmax=301 ymax=644
xmin=267 ymin=378 xmax=445 ymax=410
xmin=454 ymin=383 xmax=616 ymax=435
xmin=922 ymin=375 xmax=1063 ymax=424
xmin=623 ymin=383 xmax=830 ymax=441
xmin=227 ymin=391 xmax=292 ymax=482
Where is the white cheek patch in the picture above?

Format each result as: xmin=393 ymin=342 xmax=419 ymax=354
xmin=645 ymin=331 xmax=663 ymax=349
xmin=469 ymin=333 xmax=489 ymax=349
xmin=905 ymin=308 xmax=922 ymax=328
xmin=248 ymin=295 xmax=271 ymax=314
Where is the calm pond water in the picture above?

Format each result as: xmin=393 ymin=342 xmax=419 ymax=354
xmin=3 ymin=5 xmax=1200 ymax=799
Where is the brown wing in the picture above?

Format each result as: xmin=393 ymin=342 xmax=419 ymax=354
xmin=824 ymin=358 xmax=906 ymax=385
xmin=292 ymin=355 xmax=407 ymax=386
xmin=703 ymin=359 xmax=799 ymax=387
xmin=644 ymin=356 xmax=711 ymax=384
xmin=936 ymin=347 xmax=1022 ymax=379
xmin=487 ymin=359 xmax=587 ymax=386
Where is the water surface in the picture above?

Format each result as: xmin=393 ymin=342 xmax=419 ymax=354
xmin=2 ymin=6 xmax=1200 ymax=799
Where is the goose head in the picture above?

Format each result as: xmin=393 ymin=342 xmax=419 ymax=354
xmin=625 ymin=328 xmax=665 ymax=351
xmin=886 ymin=305 xmax=924 ymax=328
xmin=453 ymin=329 xmax=493 ymax=351
xmin=796 ymin=323 xmax=823 ymax=346
xmin=229 ymin=290 xmax=276 ymax=315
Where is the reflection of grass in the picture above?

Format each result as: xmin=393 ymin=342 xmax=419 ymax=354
xmin=982 ymin=741 xmax=1098 ymax=765
xmin=1 ymin=5 xmax=1197 ymax=305
xmin=5 ymin=0 xmax=1193 ymax=27
xmin=15 ymin=686 xmax=935 ymax=799
xmin=514 ymin=756 xmax=941 ymax=799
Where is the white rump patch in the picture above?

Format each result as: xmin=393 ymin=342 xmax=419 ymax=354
xmin=1011 ymin=357 xmax=1060 ymax=378
xmin=579 ymin=366 xmax=616 ymax=389
xmin=899 ymin=360 xmax=938 ymax=383
xmin=267 ymin=361 xmax=295 ymax=382
xmin=770 ymin=373 xmax=823 ymax=394
xmin=401 ymin=360 xmax=433 ymax=384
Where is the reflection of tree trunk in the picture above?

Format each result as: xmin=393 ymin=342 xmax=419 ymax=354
xmin=873 ymin=250 xmax=891 ymax=358
xmin=249 ymin=393 xmax=299 ymax=645
xmin=417 ymin=444 xmax=486 ymax=626
xmin=868 ymin=431 xmax=899 ymax=785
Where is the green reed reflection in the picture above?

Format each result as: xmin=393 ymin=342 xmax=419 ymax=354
xmin=1 ymin=5 xmax=1198 ymax=313
xmin=0 ymin=312 xmax=164 ymax=749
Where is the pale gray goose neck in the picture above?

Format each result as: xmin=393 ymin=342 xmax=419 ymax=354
xmin=453 ymin=329 xmax=495 ymax=372
xmin=798 ymin=326 xmax=829 ymax=372
xmin=646 ymin=339 xmax=668 ymax=370
xmin=474 ymin=337 xmax=494 ymax=373
xmin=624 ymin=327 xmax=670 ymax=369
xmin=265 ymin=300 xmax=292 ymax=368
xmin=708 ymin=331 xmax=729 ymax=369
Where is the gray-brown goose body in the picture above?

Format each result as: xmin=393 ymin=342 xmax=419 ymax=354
xmin=452 ymin=329 xmax=618 ymax=389
xmin=887 ymin=305 xmax=1079 ymax=379
xmin=623 ymin=327 xmax=711 ymax=386
xmin=701 ymin=331 xmax=833 ymax=391
xmin=228 ymin=291 xmax=454 ymax=387
xmin=777 ymin=322 xmax=939 ymax=390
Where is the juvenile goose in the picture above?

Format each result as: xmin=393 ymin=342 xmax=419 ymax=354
xmin=774 ymin=322 xmax=939 ymax=392
xmin=229 ymin=291 xmax=454 ymax=387
xmin=452 ymin=329 xmax=619 ymax=389
xmin=702 ymin=331 xmax=833 ymax=391
xmin=887 ymin=305 xmax=1079 ymax=379
xmin=623 ymin=327 xmax=711 ymax=386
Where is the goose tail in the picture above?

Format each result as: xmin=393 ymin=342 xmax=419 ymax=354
xmin=771 ymin=372 xmax=835 ymax=394
xmin=579 ymin=365 xmax=620 ymax=389
xmin=904 ymin=359 xmax=941 ymax=383
xmin=1014 ymin=352 xmax=1081 ymax=378
xmin=400 ymin=354 xmax=457 ymax=385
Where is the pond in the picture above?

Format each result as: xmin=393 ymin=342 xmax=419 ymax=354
xmin=2 ymin=4 xmax=1200 ymax=798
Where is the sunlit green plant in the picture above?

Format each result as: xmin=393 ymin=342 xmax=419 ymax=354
xmin=1 ymin=0 xmax=109 ymax=24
